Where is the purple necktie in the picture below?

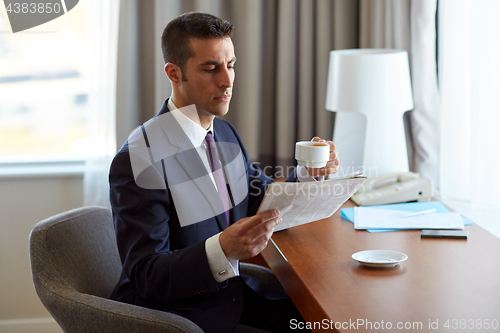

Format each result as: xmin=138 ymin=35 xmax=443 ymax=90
xmin=205 ymin=132 xmax=230 ymax=226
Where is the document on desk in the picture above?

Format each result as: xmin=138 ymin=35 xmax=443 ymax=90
xmin=354 ymin=207 xmax=464 ymax=230
xmin=258 ymin=175 xmax=366 ymax=232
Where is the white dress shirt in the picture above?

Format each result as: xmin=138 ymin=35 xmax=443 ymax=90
xmin=167 ymin=99 xmax=317 ymax=282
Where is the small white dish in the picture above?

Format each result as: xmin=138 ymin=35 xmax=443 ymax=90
xmin=352 ymin=250 xmax=408 ymax=268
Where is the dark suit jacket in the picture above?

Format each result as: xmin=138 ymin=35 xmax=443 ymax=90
xmin=109 ymin=100 xmax=297 ymax=333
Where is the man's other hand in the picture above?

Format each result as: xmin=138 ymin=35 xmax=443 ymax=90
xmin=219 ymin=209 xmax=281 ymax=260
xmin=306 ymin=136 xmax=340 ymax=178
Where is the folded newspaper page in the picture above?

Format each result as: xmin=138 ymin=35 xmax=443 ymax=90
xmin=258 ymin=173 xmax=367 ymax=231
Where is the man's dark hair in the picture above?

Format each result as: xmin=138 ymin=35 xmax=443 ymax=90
xmin=161 ymin=12 xmax=234 ymax=74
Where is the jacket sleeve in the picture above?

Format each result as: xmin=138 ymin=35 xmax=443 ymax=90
xmin=109 ymin=148 xmax=222 ymax=302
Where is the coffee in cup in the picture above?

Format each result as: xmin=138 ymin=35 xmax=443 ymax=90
xmin=295 ymin=141 xmax=330 ymax=168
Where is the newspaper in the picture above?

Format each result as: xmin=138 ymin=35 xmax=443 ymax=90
xmin=258 ymin=174 xmax=366 ymax=231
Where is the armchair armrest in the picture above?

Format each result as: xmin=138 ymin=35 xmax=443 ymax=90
xmin=239 ymin=262 xmax=283 ymax=291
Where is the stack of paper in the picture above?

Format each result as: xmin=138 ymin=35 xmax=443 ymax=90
xmin=341 ymin=201 xmax=472 ymax=232
xmin=353 ymin=207 xmax=464 ymax=230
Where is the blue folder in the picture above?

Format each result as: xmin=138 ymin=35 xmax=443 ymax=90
xmin=341 ymin=201 xmax=473 ymax=233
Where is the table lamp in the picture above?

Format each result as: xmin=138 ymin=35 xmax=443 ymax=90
xmin=325 ymin=49 xmax=414 ymax=177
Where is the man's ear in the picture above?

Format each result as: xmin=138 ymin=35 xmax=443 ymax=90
xmin=164 ymin=63 xmax=182 ymax=83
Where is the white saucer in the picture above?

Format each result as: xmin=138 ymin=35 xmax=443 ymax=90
xmin=352 ymin=250 xmax=408 ymax=268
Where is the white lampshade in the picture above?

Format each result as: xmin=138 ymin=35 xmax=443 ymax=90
xmin=325 ymin=49 xmax=414 ymax=177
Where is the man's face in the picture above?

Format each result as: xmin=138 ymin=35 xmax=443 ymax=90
xmin=177 ymin=37 xmax=236 ymax=121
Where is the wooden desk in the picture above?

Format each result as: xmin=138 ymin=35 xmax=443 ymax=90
xmin=261 ymin=200 xmax=500 ymax=332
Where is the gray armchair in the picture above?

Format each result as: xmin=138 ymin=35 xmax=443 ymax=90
xmin=29 ymin=206 xmax=282 ymax=333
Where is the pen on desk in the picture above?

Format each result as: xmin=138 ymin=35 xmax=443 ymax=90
xmin=402 ymin=209 xmax=437 ymax=218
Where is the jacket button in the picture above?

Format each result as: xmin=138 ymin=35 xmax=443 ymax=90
xmin=232 ymin=296 xmax=241 ymax=304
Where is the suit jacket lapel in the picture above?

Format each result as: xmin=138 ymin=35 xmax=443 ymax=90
xmin=175 ymin=151 xmax=229 ymax=230
xmin=157 ymin=105 xmax=228 ymax=230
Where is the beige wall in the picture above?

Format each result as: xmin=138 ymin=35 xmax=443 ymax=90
xmin=0 ymin=174 xmax=83 ymax=332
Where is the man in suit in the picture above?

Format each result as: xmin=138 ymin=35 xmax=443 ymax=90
xmin=109 ymin=12 xmax=340 ymax=333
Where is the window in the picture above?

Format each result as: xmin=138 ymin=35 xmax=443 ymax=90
xmin=0 ymin=1 xmax=90 ymax=159
xmin=439 ymin=0 xmax=500 ymax=237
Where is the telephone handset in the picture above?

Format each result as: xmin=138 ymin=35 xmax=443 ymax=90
xmin=351 ymin=171 xmax=433 ymax=206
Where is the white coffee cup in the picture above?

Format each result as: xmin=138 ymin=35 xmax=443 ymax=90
xmin=295 ymin=141 xmax=330 ymax=168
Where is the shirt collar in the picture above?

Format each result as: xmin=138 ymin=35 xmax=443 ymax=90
xmin=167 ymin=98 xmax=214 ymax=147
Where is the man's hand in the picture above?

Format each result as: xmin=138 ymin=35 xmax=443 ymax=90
xmin=306 ymin=136 xmax=340 ymax=178
xmin=219 ymin=209 xmax=281 ymax=260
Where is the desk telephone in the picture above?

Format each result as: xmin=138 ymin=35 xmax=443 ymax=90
xmin=351 ymin=172 xmax=433 ymax=206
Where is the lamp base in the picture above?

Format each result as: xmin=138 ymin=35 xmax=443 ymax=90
xmin=332 ymin=111 xmax=409 ymax=178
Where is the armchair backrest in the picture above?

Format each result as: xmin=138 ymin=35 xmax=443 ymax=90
xmin=30 ymin=206 xmax=122 ymax=300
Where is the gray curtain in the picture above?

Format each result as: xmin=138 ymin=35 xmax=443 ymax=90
xmin=115 ymin=0 xmax=439 ymax=183
xmin=358 ymin=0 xmax=440 ymax=186
xmin=115 ymin=0 xmax=359 ymax=178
